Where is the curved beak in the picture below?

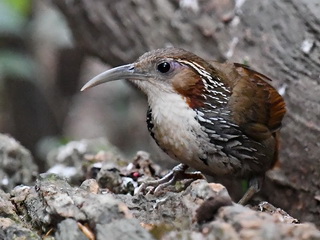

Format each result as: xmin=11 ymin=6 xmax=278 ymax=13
xmin=81 ymin=64 xmax=149 ymax=91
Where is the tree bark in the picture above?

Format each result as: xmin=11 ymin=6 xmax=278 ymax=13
xmin=49 ymin=0 xmax=320 ymax=226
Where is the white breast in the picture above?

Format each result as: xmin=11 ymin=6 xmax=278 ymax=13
xmin=148 ymin=91 xmax=208 ymax=164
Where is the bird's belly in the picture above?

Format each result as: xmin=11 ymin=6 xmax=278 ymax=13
xmin=151 ymin=112 xmax=237 ymax=176
xmin=153 ymin=124 xmax=201 ymax=164
xmin=148 ymin=92 xmax=247 ymax=177
xmin=154 ymin=124 xmax=239 ymax=176
xmin=153 ymin=120 xmax=260 ymax=178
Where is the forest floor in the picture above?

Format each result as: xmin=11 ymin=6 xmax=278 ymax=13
xmin=0 ymin=134 xmax=320 ymax=240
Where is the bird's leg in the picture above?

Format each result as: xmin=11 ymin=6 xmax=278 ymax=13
xmin=238 ymin=177 xmax=263 ymax=205
xmin=135 ymin=163 xmax=206 ymax=195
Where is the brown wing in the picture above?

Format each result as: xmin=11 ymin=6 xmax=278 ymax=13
xmin=211 ymin=61 xmax=286 ymax=141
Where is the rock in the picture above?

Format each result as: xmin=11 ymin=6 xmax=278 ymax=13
xmin=55 ymin=219 xmax=89 ymax=240
xmin=7 ymin=173 xmax=152 ymax=239
xmin=116 ymin=180 xmax=320 ymax=240
xmin=252 ymin=201 xmax=299 ymax=224
xmin=96 ymin=219 xmax=154 ymax=240
xmin=92 ymin=150 xmax=162 ymax=195
xmin=0 ymin=189 xmax=19 ymax=222
xmin=1 ymin=137 xmax=320 ymax=240
xmin=80 ymin=179 xmax=99 ymax=194
xmin=46 ymin=138 xmax=122 ymax=185
xmin=0 ymin=189 xmax=40 ymax=240
xmin=11 ymin=173 xmax=129 ymax=227
xmin=116 ymin=180 xmax=233 ymax=228
xmin=1 ymin=170 xmax=320 ymax=240
xmin=47 ymin=140 xmax=163 ymax=195
xmin=0 ymin=224 xmax=42 ymax=240
xmin=203 ymin=204 xmax=320 ymax=240
xmin=0 ymin=134 xmax=38 ymax=191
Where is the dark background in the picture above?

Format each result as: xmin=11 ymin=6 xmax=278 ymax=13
xmin=1 ymin=0 xmax=319 ymax=226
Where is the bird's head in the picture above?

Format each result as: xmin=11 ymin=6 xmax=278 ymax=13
xmin=81 ymin=48 xmax=228 ymax=108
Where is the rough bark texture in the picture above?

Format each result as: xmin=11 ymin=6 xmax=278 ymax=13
xmin=48 ymin=0 xmax=320 ymax=226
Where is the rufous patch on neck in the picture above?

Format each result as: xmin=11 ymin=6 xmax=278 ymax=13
xmin=172 ymin=68 xmax=206 ymax=109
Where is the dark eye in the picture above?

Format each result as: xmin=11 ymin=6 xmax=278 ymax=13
xmin=157 ymin=62 xmax=171 ymax=73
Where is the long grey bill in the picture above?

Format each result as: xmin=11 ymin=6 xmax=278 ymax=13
xmin=81 ymin=64 xmax=135 ymax=91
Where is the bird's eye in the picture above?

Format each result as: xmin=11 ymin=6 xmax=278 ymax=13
xmin=157 ymin=62 xmax=171 ymax=73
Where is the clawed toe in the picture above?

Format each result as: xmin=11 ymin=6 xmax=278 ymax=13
xmin=134 ymin=163 xmax=206 ymax=195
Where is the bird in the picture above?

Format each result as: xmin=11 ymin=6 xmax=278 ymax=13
xmin=81 ymin=48 xmax=286 ymax=204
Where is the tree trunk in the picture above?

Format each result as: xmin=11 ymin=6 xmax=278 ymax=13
xmin=49 ymin=0 xmax=320 ymax=226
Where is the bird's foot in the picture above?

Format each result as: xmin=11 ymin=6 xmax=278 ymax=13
xmin=238 ymin=177 xmax=262 ymax=205
xmin=135 ymin=163 xmax=206 ymax=195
